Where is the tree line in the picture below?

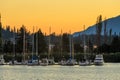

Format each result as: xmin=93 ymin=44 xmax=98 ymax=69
xmin=0 ymin=15 xmax=120 ymax=62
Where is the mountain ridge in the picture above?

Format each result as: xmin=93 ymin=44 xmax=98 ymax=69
xmin=73 ymin=15 xmax=120 ymax=37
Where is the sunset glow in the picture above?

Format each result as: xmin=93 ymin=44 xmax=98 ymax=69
xmin=0 ymin=0 xmax=120 ymax=34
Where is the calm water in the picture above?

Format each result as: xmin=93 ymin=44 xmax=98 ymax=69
xmin=0 ymin=63 xmax=120 ymax=80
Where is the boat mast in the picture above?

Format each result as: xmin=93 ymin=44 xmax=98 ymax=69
xmin=83 ymin=25 xmax=86 ymax=59
xmin=48 ymin=27 xmax=51 ymax=59
xmin=72 ymin=34 xmax=74 ymax=59
xmin=36 ymin=26 xmax=38 ymax=56
xmin=32 ymin=26 xmax=34 ymax=61
xmin=60 ymin=29 xmax=63 ymax=58
xmin=0 ymin=13 xmax=3 ymax=55
xmin=13 ymin=27 xmax=15 ymax=58
xmin=23 ymin=27 xmax=25 ymax=62
xmin=69 ymin=30 xmax=72 ymax=59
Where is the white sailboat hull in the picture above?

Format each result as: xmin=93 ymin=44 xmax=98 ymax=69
xmin=0 ymin=55 xmax=5 ymax=65
xmin=40 ymin=58 xmax=48 ymax=66
xmin=79 ymin=60 xmax=91 ymax=66
xmin=66 ymin=59 xmax=76 ymax=66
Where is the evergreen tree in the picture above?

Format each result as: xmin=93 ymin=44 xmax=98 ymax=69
xmin=99 ymin=43 xmax=110 ymax=53
xmin=109 ymin=28 xmax=112 ymax=44
xmin=87 ymin=38 xmax=93 ymax=53
xmin=34 ymin=29 xmax=47 ymax=55
xmin=6 ymin=26 xmax=10 ymax=32
xmin=96 ymin=15 xmax=102 ymax=54
xmin=0 ymin=14 xmax=2 ymax=53
xmin=111 ymin=36 xmax=120 ymax=53
xmin=74 ymin=43 xmax=83 ymax=53
xmin=16 ymin=25 xmax=27 ymax=53
xmin=3 ymin=40 xmax=13 ymax=53
xmin=62 ymin=33 xmax=69 ymax=52
xmin=104 ymin=17 xmax=108 ymax=44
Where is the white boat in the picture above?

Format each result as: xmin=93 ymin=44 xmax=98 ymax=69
xmin=59 ymin=60 xmax=66 ymax=65
xmin=79 ymin=57 xmax=92 ymax=66
xmin=0 ymin=55 xmax=5 ymax=65
xmin=66 ymin=57 xmax=78 ymax=66
xmin=94 ymin=54 xmax=104 ymax=66
xmin=66 ymin=58 xmax=76 ymax=66
xmin=40 ymin=58 xmax=48 ymax=66
xmin=48 ymin=58 xmax=55 ymax=65
xmin=58 ymin=58 xmax=67 ymax=66
xmin=79 ymin=60 xmax=91 ymax=66
xmin=9 ymin=60 xmax=24 ymax=65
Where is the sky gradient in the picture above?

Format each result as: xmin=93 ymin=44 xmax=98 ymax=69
xmin=0 ymin=0 xmax=120 ymax=34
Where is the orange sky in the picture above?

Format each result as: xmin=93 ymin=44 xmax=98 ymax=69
xmin=0 ymin=0 xmax=120 ymax=34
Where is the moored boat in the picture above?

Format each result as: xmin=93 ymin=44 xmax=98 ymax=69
xmin=94 ymin=54 xmax=104 ymax=66
xmin=0 ymin=55 xmax=5 ymax=65
xmin=40 ymin=58 xmax=48 ymax=66
xmin=66 ymin=58 xmax=76 ymax=66
xmin=79 ymin=26 xmax=92 ymax=66
xmin=79 ymin=59 xmax=91 ymax=66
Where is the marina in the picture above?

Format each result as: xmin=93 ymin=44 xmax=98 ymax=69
xmin=0 ymin=0 xmax=120 ymax=80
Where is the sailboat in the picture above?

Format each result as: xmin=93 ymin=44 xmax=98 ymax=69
xmin=9 ymin=28 xmax=22 ymax=65
xmin=40 ymin=58 xmax=48 ymax=66
xmin=58 ymin=29 xmax=67 ymax=66
xmin=0 ymin=55 xmax=5 ymax=65
xmin=58 ymin=58 xmax=67 ymax=66
xmin=22 ymin=27 xmax=28 ymax=65
xmin=40 ymin=31 xmax=48 ymax=66
xmin=66 ymin=31 xmax=75 ymax=66
xmin=47 ymin=27 xmax=55 ymax=65
xmin=79 ymin=25 xmax=91 ymax=66
xmin=27 ymin=27 xmax=39 ymax=66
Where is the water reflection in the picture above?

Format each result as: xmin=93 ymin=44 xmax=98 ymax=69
xmin=0 ymin=63 xmax=120 ymax=80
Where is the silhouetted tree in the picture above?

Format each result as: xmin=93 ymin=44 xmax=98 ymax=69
xmin=3 ymin=40 xmax=13 ymax=53
xmin=62 ymin=33 xmax=69 ymax=52
xmin=16 ymin=25 xmax=27 ymax=53
xmin=99 ymin=44 xmax=110 ymax=53
xmin=6 ymin=26 xmax=10 ymax=32
xmin=104 ymin=17 xmax=108 ymax=44
xmin=111 ymin=36 xmax=120 ymax=53
xmin=96 ymin=15 xmax=102 ymax=54
xmin=74 ymin=44 xmax=83 ymax=53
xmin=109 ymin=28 xmax=112 ymax=44
xmin=0 ymin=17 xmax=2 ymax=53
xmin=87 ymin=38 xmax=93 ymax=53
xmin=34 ymin=29 xmax=47 ymax=55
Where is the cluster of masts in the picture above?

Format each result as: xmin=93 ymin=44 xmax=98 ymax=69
xmin=0 ymin=14 xmax=104 ymax=66
xmin=0 ymin=26 xmax=104 ymax=66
